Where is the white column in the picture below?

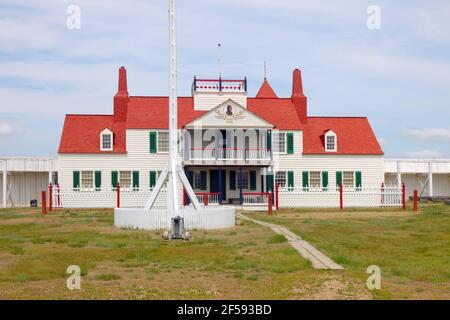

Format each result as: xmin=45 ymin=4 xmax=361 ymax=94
xmin=2 ymin=169 xmax=6 ymax=208
xmin=428 ymin=162 xmax=433 ymax=198
xmin=397 ymin=161 xmax=402 ymax=187
xmin=48 ymin=170 xmax=53 ymax=184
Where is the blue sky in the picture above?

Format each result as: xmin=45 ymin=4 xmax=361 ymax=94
xmin=0 ymin=0 xmax=449 ymax=158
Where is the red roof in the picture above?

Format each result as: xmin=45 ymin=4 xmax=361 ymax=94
xmin=302 ymin=117 xmax=383 ymax=155
xmin=58 ymin=115 xmax=126 ymax=154
xmin=256 ymin=79 xmax=278 ymax=98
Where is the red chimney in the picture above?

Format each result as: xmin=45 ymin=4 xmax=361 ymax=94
xmin=291 ymin=69 xmax=307 ymax=124
xmin=114 ymin=66 xmax=129 ymax=122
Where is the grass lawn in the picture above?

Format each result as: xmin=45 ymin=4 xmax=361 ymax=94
xmin=0 ymin=203 xmax=448 ymax=300
xmin=246 ymin=202 xmax=450 ymax=300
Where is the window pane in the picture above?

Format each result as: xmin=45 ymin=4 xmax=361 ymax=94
xmin=102 ymin=134 xmax=112 ymax=150
xmin=81 ymin=171 xmax=93 ymax=189
xmin=326 ymin=136 xmax=335 ymax=151
xmin=275 ymin=172 xmax=286 ymax=188
xmin=194 ymin=172 xmax=201 ymax=190
xmin=119 ymin=171 xmax=132 ymax=189
xmin=343 ymin=171 xmax=354 ymax=188
xmin=310 ymin=171 xmax=321 ymax=189
xmin=238 ymin=172 xmax=249 ymax=190
xmin=158 ymin=132 xmax=169 ymax=152
xmin=273 ymin=132 xmax=286 ymax=153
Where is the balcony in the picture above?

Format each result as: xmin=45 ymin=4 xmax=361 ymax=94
xmin=184 ymin=148 xmax=272 ymax=166
xmin=192 ymin=78 xmax=247 ymax=93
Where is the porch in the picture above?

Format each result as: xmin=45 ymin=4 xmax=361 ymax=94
xmin=183 ymin=166 xmax=275 ymax=209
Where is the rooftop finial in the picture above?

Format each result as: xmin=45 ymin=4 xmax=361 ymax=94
xmin=264 ymin=61 xmax=267 ymax=80
xmin=217 ymin=43 xmax=222 ymax=78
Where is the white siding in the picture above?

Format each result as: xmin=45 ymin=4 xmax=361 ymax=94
xmin=0 ymin=172 xmax=49 ymax=207
xmin=193 ymin=92 xmax=247 ymax=110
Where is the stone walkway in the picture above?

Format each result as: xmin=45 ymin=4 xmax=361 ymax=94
xmin=236 ymin=213 xmax=344 ymax=270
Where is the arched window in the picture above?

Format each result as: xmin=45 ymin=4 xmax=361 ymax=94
xmin=100 ymin=128 xmax=113 ymax=151
xmin=325 ymin=130 xmax=337 ymax=152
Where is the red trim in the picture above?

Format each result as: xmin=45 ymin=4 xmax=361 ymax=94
xmin=49 ymin=183 xmax=53 ymax=212
xmin=413 ymin=190 xmax=418 ymax=212
xmin=402 ymin=183 xmax=406 ymax=210
xmin=242 ymin=192 xmax=268 ymax=196
xmin=41 ymin=191 xmax=47 ymax=215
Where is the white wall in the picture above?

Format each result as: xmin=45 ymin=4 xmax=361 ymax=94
xmin=0 ymin=172 xmax=49 ymax=207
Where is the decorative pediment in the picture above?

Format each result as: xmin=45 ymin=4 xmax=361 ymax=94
xmin=185 ymin=99 xmax=274 ymax=129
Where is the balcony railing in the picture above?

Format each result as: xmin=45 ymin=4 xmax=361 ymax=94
xmin=186 ymin=148 xmax=272 ymax=162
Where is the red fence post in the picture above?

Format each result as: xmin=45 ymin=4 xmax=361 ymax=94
xmin=413 ymin=190 xmax=418 ymax=212
xmin=402 ymin=182 xmax=406 ymax=210
xmin=275 ymin=183 xmax=279 ymax=210
xmin=204 ymin=194 xmax=208 ymax=206
xmin=117 ymin=182 xmax=121 ymax=208
xmin=268 ymin=193 xmax=273 ymax=215
xmin=57 ymin=183 xmax=61 ymax=207
xmin=41 ymin=191 xmax=47 ymax=214
xmin=49 ymin=183 xmax=53 ymax=212
xmin=183 ymin=189 xmax=187 ymax=206
xmin=339 ymin=184 xmax=343 ymax=210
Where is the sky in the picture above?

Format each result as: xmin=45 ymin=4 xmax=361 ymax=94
xmin=0 ymin=0 xmax=449 ymax=158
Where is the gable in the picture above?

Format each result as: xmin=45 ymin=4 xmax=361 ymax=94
xmin=185 ymin=99 xmax=274 ymax=129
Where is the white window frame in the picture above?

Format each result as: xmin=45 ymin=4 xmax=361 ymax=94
xmin=309 ymin=171 xmax=322 ymax=190
xmin=157 ymin=131 xmax=169 ymax=153
xmin=118 ymin=171 xmax=132 ymax=190
xmin=80 ymin=171 xmax=94 ymax=191
xmin=273 ymin=131 xmax=287 ymax=154
xmin=343 ymin=171 xmax=355 ymax=189
xmin=325 ymin=130 xmax=337 ymax=152
xmin=100 ymin=128 xmax=113 ymax=151
xmin=275 ymin=171 xmax=287 ymax=189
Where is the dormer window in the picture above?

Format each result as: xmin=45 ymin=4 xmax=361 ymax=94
xmin=100 ymin=129 xmax=113 ymax=151
xmin=325 ymin=130 xmax=337 ymax=152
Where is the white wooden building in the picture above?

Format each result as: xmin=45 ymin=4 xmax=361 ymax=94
xmin=0 ymin=157 xmax=58 ymax=208
xmin=385 ymin=159 xmax=450 ymax=198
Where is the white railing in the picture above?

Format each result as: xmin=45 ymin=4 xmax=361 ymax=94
xmin=188 ymin=148 xmax=271 ymax=162
xmin=195 ymin=193 xmax=220 ymax=205
xmin=242 ymin=193 xmax=269 ymax=206
xmin=277 ymin=186 xmax=403 ymax=208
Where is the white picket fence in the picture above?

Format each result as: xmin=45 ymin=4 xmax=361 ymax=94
xmin=52 ymin=186 xmax=403 ymax=209
xmin=278 ymin=186 xmax=403 ymax=208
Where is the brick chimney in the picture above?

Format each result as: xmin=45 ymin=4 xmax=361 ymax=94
xmin=291 ymin=69 xmax=307 ymax=124
xmin=114 ymin=66 xmax=129 ymax=122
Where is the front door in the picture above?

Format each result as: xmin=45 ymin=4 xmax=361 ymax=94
xmin=210 ymin=169 xmax=226 ymax=201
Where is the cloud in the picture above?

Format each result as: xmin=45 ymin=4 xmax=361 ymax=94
xmin=0 ymin=120 xmax=22 ymax=136
xmin=403 ymin=128 xmax=450 ymax=142
xmin=405 ymin=149 xmax=444 ymax=159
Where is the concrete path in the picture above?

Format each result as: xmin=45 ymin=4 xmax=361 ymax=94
xmin=236 ymin=213 xmax=344 ymax=270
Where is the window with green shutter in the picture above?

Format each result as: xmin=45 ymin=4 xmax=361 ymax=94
xmin=132 ymin=171 xmax=139 ymax=191
xmin=229 ymin=171 xmax=236 ymax=190
xmin=302 ymin=171 xmax=309 ymax=191
xmin=111 ymin=171 xmax=118 ymax=190
xmin=149 ymin=131 xmax=157 ymax=154
xmin=200 ymin=171 xmax=207 ymax=191
xmin=149 ymin=171 xmax=157 ymax=189
xmin=73 ymin=171 xmax=80 ymax=191
xmin=250 ymin=171 xmax=257 ymax=191
xmin=95 ymin=171 xmax=101 ymax=191
xmin=336 ymin=171 xmax=343 ymax=190
xmin=355 ymin=171 xmax=362 ymax=191
xmin=288 ymin=171 xmax=294 ymax=191
xmin=322 ymin=171 xmax=329 ymax=191
xmin=287 ymin=132 xmax=294 ymax=154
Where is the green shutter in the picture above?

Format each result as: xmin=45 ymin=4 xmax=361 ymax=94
xmin=287 ymin=132 xmax=294 ymax=154
xmin=200 ymin=171 xmax=207 ymax=191
xmin=322 ymin=171 xmax=329 ymax=191
xmin=149 ymin=171 xmax=157 ymax=189
xmin=111 ymin=171 xmax=118 ymax=190
xmin=73 ymin=171 xmax=80 ymax=190
xmin=266 ymin=130 xmax=272 ymax=149
xmin=132 ymin=171 xmax=139 ymax=191
xmin=356 ymin=171 xmax=362 ymax=190
xmin=266 ymin=174 xmax=274 ymax=192
xmin=302 ymin=171 xmax=309 ymax=191
xmin=250 ymin=171 xmax=257 ymax=191
xmin=229 ymin=171 xmax=236 ymax=190
xmin=53 ymin=174 xmax=58 ymax=185
xmin=336 ymin=171 xmax=343 ymax=190
xmin=149 ymin=131 xmax=157 ymax=154
xmin=95 ymin=171 xmax=101 ymax=191
xmin=288 ymin=171 xmax=294 ymax=191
